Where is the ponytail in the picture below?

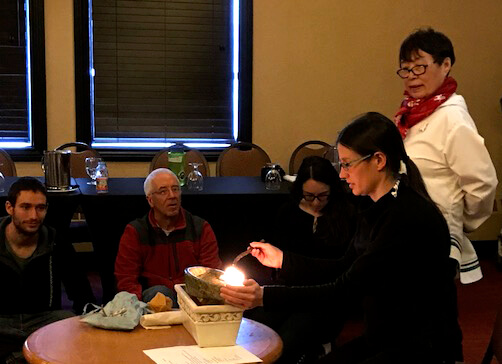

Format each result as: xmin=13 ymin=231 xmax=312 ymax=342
xmin=399 ymin=156 xmax=436 ymax=206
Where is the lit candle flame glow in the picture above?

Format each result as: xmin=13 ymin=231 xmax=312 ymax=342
xmin=220 ymin=266 xmax=245 ymax=286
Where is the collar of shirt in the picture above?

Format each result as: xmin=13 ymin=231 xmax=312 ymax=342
xmin=148 ymin=208 xmax=187 ymax=236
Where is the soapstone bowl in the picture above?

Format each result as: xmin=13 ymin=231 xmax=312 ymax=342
xmin=184 ymin=266 xmax=225 ymax=305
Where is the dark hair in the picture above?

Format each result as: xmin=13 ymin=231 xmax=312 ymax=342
xmin=336 ymin=112 xmax=432 ymax=203
xmin=291 ymin=156 xmax=340 ymax=208
xmin=8 ymin=177 xmax=47 ymax=206
xmin=399 ymin=27 xmax=455 ymax=66
xmin=291 ymin=156 xmax=353 ymax=244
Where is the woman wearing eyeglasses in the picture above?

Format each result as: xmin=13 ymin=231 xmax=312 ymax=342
xmin=272 ymin=156 xmax=355 ymax=263
xmin=221 ymin=112 xmax=463 ymax=364
xmin=395 ymin=28 xmax=497 ymax=284
xmin=246 ymin=156 xmax=356 ymax=363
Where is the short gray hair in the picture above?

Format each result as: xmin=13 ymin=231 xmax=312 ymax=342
xmin=144 ymin=168 xmax=179 ymax=195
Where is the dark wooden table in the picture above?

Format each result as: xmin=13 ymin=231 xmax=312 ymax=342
xmin=23 ymin=316 xmax=283 ymax=364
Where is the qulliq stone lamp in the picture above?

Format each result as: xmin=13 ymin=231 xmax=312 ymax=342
xmin=176 ymin=266 xmax=244 ymax=347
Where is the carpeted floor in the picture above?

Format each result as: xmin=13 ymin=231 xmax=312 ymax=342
xmin=457 ymin=247 xmax=502 ymax=364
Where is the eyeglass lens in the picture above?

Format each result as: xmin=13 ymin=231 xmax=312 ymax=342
xmin=397 ymin=65 xmax=427 ymax=78
xmin=303 ymin=194 xmax=329 ymax=202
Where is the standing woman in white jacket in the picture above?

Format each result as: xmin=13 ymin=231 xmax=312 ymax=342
xmin=394 ymin=27 xmax=498 ymax=284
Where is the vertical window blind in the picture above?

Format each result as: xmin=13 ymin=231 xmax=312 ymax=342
xmin=91 ymin=0 xmax=234 ymax=143
xmin=0 ymin=0 xmax=28 ymax=143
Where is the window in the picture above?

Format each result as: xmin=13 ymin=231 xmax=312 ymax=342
xmin=74 ymin=0 xmax=252 ymax=160
xmin=0 ymin=0 xmax=47 ymax=160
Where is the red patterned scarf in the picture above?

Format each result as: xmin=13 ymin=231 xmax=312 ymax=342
xmin=394 ymin=77 xmax=457 ymax=139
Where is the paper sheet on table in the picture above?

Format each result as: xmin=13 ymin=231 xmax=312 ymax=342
xmin=143 ymin=345 xmax=262 ymax=364
xmin=140 ymin=310 xmax=184 ymax=329
xmin=283 ymin=174 xmax=296 ymax=182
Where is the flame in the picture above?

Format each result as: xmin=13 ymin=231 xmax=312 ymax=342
xmin=220 ymin=266 xmax=245 ymax=286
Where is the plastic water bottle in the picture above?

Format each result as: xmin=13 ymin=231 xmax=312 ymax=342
xmin=168 ymin=143 xmax=186 ymax=186
xmin=95 ymin=161 xmax=109 ymax=193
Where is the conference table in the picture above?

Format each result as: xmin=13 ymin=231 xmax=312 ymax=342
xmin=0 ymin=176 xmax=292 ymax=303
xmin=23 ymin=316 xmax=283 ymax=364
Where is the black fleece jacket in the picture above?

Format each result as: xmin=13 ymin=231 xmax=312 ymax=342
xmin=264 ymin=183 xmax=462 ymax=361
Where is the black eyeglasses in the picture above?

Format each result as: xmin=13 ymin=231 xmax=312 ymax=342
xmin=302 ymin=193 xmax=330 ymax=202
xmin=396 ymin=64 xmax=429 ymax=79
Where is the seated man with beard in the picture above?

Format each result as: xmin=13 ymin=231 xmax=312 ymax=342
xmin=0 ymin=177 xmax=94 ymax=363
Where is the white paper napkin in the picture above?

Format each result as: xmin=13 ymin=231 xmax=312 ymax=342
xmin=140 ymin=310 xmax=185 ymax=329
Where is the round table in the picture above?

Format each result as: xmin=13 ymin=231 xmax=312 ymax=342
xmin=23 ymin=316 xmax=282 ymax=363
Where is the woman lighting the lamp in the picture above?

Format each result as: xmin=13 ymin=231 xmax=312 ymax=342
xmin=221 ymin=112 xmax=463 ymax=364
